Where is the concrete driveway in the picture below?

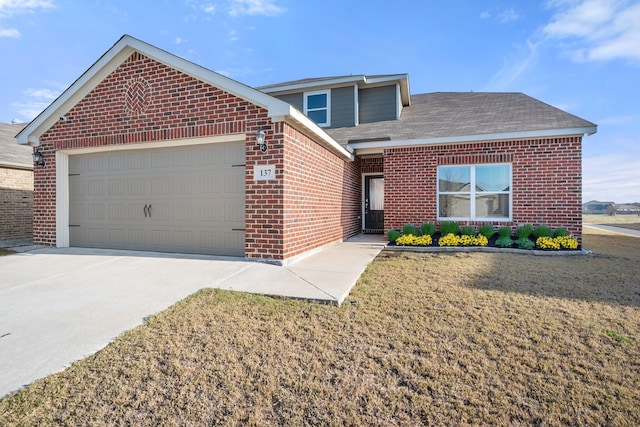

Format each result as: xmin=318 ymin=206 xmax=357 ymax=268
xmin=0 ymin=235 xmax=386 ymax=397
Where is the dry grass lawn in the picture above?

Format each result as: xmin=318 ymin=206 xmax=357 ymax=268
xmin=583 ymin=213 xmax=640 ymax=231
xmin=1 ymin=227 xmax=639 ymax=425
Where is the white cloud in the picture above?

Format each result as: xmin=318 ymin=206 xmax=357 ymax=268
xmin=175 ymin=37 xmax=186 ymax=44
xmin=228 ymin=29 xmax=239 ymax=41
xmin=480 ymin=11 xmax=491 ymax=19
xmin=228 ymin=0 xmax=285 ymax=17
xmin=544 ymin=0 xmax=640 ymax=64
xmin=0 ymin=0 xmax=54 ymax=16
xmin=583 ymin=152 xmax=640 ymax=202
xmin=201 ymin=3 xmax=215 ymax=14
xmin=11 ymin=86 xmax=61 ymax=121
xmin=484 ymin=39 xmax=540 ymax=90
xmin=0 ymin=0 xmax=54 ymax=39
xmin=0 ymin=26 xmax=18 ymax=37
xmin=498 ymin=8 xmax=519 ymax=23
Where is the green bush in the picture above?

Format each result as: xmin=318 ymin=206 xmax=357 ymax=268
xmin=495 ymin=237 xmax=513 ymax=248
xmin=387 ymin=229 xmax=401 ymax=242
xmin=516 ymin=224 xmax=533 ymax=239
xmin=440 ymin=221 xmax=459 ymax=235
xmin=516 ymin=237 xmax=535 ymax=250
xmin=554 ymin=227 xmax=569 ymax=237
xmin=479 ymin=225 xmax=495 ymax=239
xmin=421 ymin=222 xmax=436 ymax=236
xmin=402 ymin=224 xmax=419 ymax=236
xmin=498 ymin=226 xmax=512 ymax=239
xmin=533 ymin=225 xmax=553 ymax=238
xmin=461 ymin=225 xmax=475 ymax=236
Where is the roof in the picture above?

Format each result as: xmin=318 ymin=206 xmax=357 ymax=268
xmin=258 ymin=74 xmax=411 ymax=106
xmin=327 ymin=92 xmax=597 ymax=150
xmin=15 ymin=35 xmax=352 ymax=161
xmin=0 ymin=122 xmax=31 ymax=169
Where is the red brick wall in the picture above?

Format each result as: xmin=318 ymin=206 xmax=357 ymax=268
xmin=32 ymin=51 xmax=359 ymax=261
xmin=279 ymin=124 xmax=361 ymax=259
xmin=361 ymin=156 xmax=383 ymax=174
xmin=0 ymin=167 xmax=33 ymax=243
xmin=384 ymin=137 xmax=583 ymax=242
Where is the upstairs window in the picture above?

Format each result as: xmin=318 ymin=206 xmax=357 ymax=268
xmin=304 ymin=90 xmax=331 ymax=127
xmin=437 ymin=164 xmax=511 ymax=221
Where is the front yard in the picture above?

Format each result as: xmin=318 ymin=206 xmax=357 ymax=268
xmin=1 ymin=227 xmax=639 ymax=425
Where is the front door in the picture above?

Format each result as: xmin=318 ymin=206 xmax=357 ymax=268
xmin=364 ymin=175 xmax=384 ymax=231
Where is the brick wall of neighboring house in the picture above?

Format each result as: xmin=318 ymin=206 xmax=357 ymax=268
xmin=32 ymin=51 xmax=358 ymax=261
xmin=384 ymin=137 xmax=583 ymax=243
xmin=0 ymin=167 xmax=33 ymax=243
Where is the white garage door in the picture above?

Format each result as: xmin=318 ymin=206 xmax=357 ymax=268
xmin=68 ymin=141 xmax=245 ymax=256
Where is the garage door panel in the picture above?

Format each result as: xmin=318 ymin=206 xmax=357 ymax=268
xmin=69 ymin=141 xmax=245 ymax=256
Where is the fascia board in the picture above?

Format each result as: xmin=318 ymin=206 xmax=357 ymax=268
xmin=348 ymin=127 xmax=598 ymax=151
xmin=259 ymin=76 xmax=366 ymax=93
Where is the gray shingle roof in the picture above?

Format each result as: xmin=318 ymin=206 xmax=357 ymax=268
xmin=0 ymin=122 xmax=31 ymax=169
xmin=326 ymin=92 xmax=597 ymax=146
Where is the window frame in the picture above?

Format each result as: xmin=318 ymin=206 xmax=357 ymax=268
xmin=437 ymin=163 xmax=512 ymax=221
xmin=303 ymin=90 xmax=331 ymax=127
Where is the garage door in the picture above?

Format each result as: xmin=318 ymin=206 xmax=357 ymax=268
xmin=68 ymin=141 xmax=245 ymax=256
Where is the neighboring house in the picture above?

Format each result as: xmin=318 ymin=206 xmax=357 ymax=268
xmin=0 ymin=122 xmax=33 ymax=246
xmin=613 ymin=204 xmax=640 ymax=215
xmin=16 ymin=35 xmax=597 ymax=264
xmin=583 ymin=200 xmax=616 ymax=215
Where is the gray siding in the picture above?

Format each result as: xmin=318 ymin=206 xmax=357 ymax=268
xmin=330 ymin=86 xmax=355 ymax=128
xmin=359 ymin=85 xmax=397 ymax=124
xmin=275 ymin=93 xmax=303 ymax=112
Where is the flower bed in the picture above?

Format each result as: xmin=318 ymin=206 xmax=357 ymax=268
xmin=388 ymin=222 xmax=580 ymax=251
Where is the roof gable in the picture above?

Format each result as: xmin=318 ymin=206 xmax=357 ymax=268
xmin=16 ymin=35 xmax=351 ymax=159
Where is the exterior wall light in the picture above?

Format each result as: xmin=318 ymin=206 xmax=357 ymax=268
xmin=256 ymin=129 xmax=267 ymax=153
xmin=32 ymin=149 xmax=45 ymax=168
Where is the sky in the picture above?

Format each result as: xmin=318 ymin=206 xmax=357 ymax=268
xmin=0 ymin=0 xmax=638 ymax=203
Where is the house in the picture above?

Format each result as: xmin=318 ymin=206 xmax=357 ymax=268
xmin=1 ymin=121 xmax=33 ymax=247
xmin=16 ymin=35 xmax=597 ymax=264
xmin=582 ymin=200 xmax=615 ymax=215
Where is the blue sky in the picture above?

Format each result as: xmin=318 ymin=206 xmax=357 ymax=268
xmin=1 ymin=0 xmax=638 ymax=203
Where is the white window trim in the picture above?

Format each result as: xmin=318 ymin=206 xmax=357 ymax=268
xmin=303 ymin=89 xmax=331 ymax=127
xmin=437 ymin=163 xmax=512 ymax=222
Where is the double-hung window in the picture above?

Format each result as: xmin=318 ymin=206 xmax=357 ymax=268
xmin=437 ymin=164 xmax=511 ymax=220
xmin=304 ymin=90 xmax=330 ymax=127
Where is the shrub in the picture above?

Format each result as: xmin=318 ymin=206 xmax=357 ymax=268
xmin=387 ymin=229 xmax=401 ymax=242
xmin=461 ymin=225 xmax=475 ymax=236
xmin=554 ymin=227 xmax=569 ymax=237
xmin=421 ymin=222 xmax=436 ymax=236
xmin=495 ymin=237 xmax=513 ymax=248
xmin=479 ymin=225 xmax=495 ymax=239
xmin=498 ymin=226 xmax=512 ymax=239
xmin=440 ymin=221 xmax=459 ymax=235
xmin=402 ymin=223 xmax=419 ymax=236
xmin=516 ymin=237 xmax=535 ymax=250
xmin=396 ymin=234 xmax=432 ymax=246
xmin=533 ymin=225 xmax=553 ymax=238
xmin=516 ymin=224 xmax=533 ymax=239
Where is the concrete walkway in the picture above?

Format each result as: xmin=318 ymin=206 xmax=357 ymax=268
xmin=584 ymin=223 xmax=640 ymax=238
xmin=0 ymin=234 xmax=386 ymax=397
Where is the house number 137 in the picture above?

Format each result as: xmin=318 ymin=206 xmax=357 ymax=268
xmin=254 ymin=164 xmax=276 ymax=181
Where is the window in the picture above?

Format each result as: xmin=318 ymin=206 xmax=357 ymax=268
xmin=437 ymin=164 xmax=511 ymax=220
xmin=304 ymin=90 xmax=330 ymax=127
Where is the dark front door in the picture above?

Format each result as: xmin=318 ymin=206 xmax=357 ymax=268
xmin=364 ymin=175 xmax=384 ymax=231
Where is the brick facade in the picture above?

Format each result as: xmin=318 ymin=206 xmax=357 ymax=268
xmin=0 ymin=166 xmax=33 ymax=243
xmin=384 ymin=137 xmax=583 ymax=242
xmin=33 ymin=52 xmax=360 ymax=261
